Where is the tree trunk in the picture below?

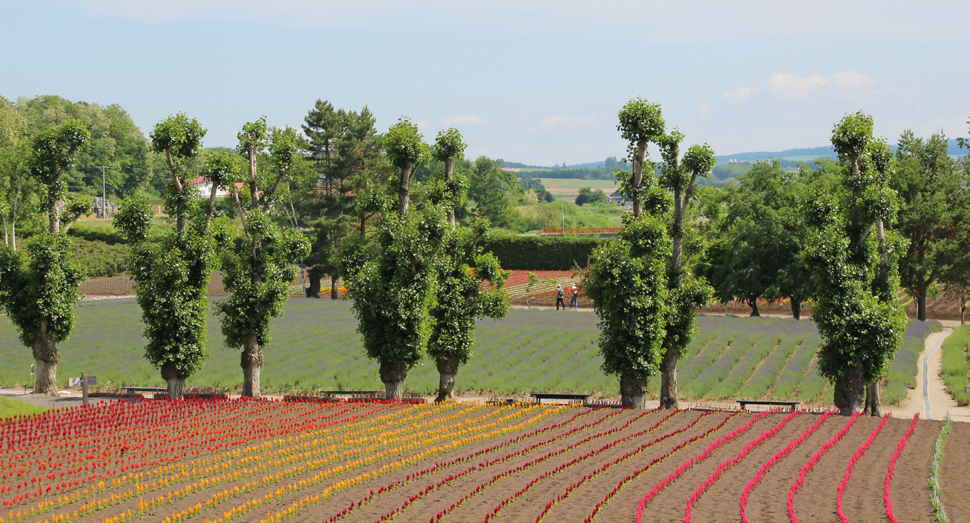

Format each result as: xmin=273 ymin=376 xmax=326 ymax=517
xmin=791 ymin=299 xmax=801 ymax=320
xmin=961 ymin=297 xmax=966 ymax=325
xmin=748 ymin=297 xmax=761 ymax=317
xmin=380 ymin=360 xmax=408 ymax=400
xmin=306 ymin=275 xmax=320 ymax=298
xmin=435 ymin=354 xmax=460 ymax=402
xmin=445 ymin=158 xmax=456 ymax=229
xmin=864 ymin=381 xmax=881 ymax=416
xmin=33 ymin=359 xmax=58 ymax=396
xmin=330 ymin=274 xmax=339 ymax=300
xmin=161 ymin=363 xmax=184 ymax=400
xmin=659 ymin=346 xmax=679 ymax=409
xmin=620 ymin=373 xmax=648 ymax=409
xmin=833 ymin=365 xmax=865 ymax=416
xmin=241 ymin=338 xmax=263 ymax=398
xmin=916 ymin=289 xmax=927 ymax=322
xmin=397 ymin=164 xmax=411 ymax=217
xmin=631 ymin=139 xmax=647 ymax=218
xmin=31 ymin=319 xmax=59 ymax=396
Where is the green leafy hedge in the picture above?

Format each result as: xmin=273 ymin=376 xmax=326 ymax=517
xmin=480 ymin=235 xmax=604 ymax=270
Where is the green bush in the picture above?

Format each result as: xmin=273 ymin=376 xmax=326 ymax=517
xmin=480 ymin=235 xmax=604 ymax=270
xmin=67 ymin=227 xmax=127 ymax=245
xmin=72 ymin=238 xmax=129 ymax=278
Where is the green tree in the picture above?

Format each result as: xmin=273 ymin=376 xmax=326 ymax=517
xmin=467 ymin=156 xmax=522 ymax=230
xmin=616 ymin=97 xmax=665 ymax=217
xmin=655 ymin=125 xmax=716 ymax=409
xmin=893 ymin=130 xmax=970 ymax=321
xmin=0 ymin=119 xmax=90 ymax=395
xmin=215 ymin=122 xmax=311 ymax=397
xmin=585 ymin=212 xmax=670 ymax=407
xmin=702 ymin=160 xmax=806 ymax=317
xmin=426 ymin=128 xmax=509 ymax=401
xmin=805 ymin=111 xmax=907 ymax=416
xmin=575 ymin=187 xmax=608 ymax=206
xmin=304 ymin=105 xmax=390 ymax=298
xmin=116 ymin=113 xmax=221 ymax=399
xmin=347 ymin=117 xmax=448 ymax=399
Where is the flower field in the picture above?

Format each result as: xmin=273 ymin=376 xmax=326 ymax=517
xmin=1 ymin=400 xmax=966 ymax=523
xmin=0 ymin=301 xmax=939 ymax=405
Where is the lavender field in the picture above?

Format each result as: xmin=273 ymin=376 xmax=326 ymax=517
xmin=0 ymin=299 xmax=940 ymax=403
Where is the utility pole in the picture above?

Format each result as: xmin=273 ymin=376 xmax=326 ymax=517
xmin=560 ymin=189 xmax=564 ymax=234
xmin=101 ymin=166 xmax=108 ymax=218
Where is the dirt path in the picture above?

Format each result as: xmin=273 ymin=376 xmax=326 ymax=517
xmin=894 ymin=328 xmax=970 ymax=423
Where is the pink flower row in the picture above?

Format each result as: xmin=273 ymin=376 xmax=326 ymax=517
xmin=739 ymin=410 xmax=836 ymax=523
xmin=635 ymin=409 xmax=781 ymax=522
xmin=836 ymin=413 xmax=890 ymax=523
xmin=683 ymin=409 xmax=802 ymax=522
xmin=584 ymin=411 xmax=742 ymax=523
xmin=885 ymin=413 xmax=918 ymax=523
xmin=787 ymin=412 xmax=862 ymax=523
xmin=534 ymin=411 xmax=717 ymax=523
xmin=484 ymin=409 xmax=685 ymax=521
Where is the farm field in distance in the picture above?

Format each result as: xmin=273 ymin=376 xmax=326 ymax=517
xmin=0 ymin=399 xmax=962 ymax=523
xmin=0 ymin=299 xmax=937 ymax=407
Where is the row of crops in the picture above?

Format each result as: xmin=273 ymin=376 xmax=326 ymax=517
xmin=0 ymin=299 xmax=940 ymax=405
xmin=0 ymin=400 xmax=963 ymax=523
xmin=941 ymin=324 xmax=970 ymax=405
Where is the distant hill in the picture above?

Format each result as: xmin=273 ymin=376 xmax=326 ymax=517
xmin=504 ymin=140 xmax=966 ymax=173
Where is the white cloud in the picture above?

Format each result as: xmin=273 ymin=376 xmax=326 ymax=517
xmin=832 ymin=70 xmax=876 ymax=89
xmin=539 ymin=114 xmax=595 ymax=127
xmin=724 ymin=86 xmax=755 ymax=104
xmin=441 ymin=115 xmax=483 ymax=125
xmin=696 ymin=104 xmax=715 ymax=120
xmin=766 ymin=73 xmax=828 ymax=99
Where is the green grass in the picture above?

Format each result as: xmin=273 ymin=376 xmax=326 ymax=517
xmin=0 ymin=300 xmax=941 ymax=404
xmin=941 ymin=324 xmax=970 ymax=406
xmin=537 ymin=179 xmax=618 ymax=189
xmin=0 ymin=395 xmax=45 ymax=419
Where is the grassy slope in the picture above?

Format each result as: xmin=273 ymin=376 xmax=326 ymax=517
xmin=537 ymin=179 xmax=618 ymax=190
xmin=0 ymin=395 xmax=45 ymax=419
xmin=0 ymin=300 xmax=937 ymax=403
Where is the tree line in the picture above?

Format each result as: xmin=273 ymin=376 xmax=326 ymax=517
xmin=593 ymin=99 xmax=970 ymax=415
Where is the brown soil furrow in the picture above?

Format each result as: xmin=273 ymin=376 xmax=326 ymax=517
xmin=537 ymin=410 xmax=727 ymax=523
xmin=838 ymin=417 xmax=909 ymax=522
xmin=742 ymin=412 xmax=845 ymax=523
xmin=490 ymin=410 xmax=709 ymax=523
xmin=791 ymin=415 xmax=900 ymax=523
xmin=351 ymin=407 xmax=649 ymax=523
xmin=940 ymin=419 xmax=970 ymax=521
xmin=688 ymin=412 xmax=824 ymax=523
xmin=886 ymin=417 xmax=939 ymax=523
xmin=590 ymin=411 xmax=748 ymax=523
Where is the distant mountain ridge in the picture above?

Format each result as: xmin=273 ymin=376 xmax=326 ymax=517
xmin=505 ymin=140 xmax=965 ymax=170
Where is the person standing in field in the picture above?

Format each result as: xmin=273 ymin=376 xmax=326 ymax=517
xmin=556 ymin=283 xmax=565 ymax=310
xmin=569 ymin=283 xmax=579 ymax=309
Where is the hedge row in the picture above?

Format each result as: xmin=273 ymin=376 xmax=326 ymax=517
xmin=480 ymin=235 xmax=604 ymax=271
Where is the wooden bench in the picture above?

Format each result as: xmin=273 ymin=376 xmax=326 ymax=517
xmin=737 ymin=400 xmax=800 ymax=412
xmin=122 ymin=387 xmax=166 ymax=394
xmin=530 ymin=393 xmax=592 ymax=405
xmin=319 ymin=390 xmax=383 ymax=397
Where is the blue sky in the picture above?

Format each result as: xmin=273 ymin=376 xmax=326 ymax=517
xmin=2 ymin=0 xmax=968 ymax=166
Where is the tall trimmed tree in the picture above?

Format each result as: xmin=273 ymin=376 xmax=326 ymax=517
xmin=427 ymin=128 xmax=509 ymax=402
xmin=656 ymin=125 xmax=716 ymax=410
xmin=585 ymin=212 xmax=670 ymax=408
xmin=215 ymin=121 xmax=311 ymax=398
xmin=348 ymin=117 xmax=447 ymax=399
xmin=0 ymin=119 xmax=90 ymax=395
xmin=115 ymin=113 xmax=223 ymax=399
xmin=805 ymin=111 xmax=907 ymax=416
